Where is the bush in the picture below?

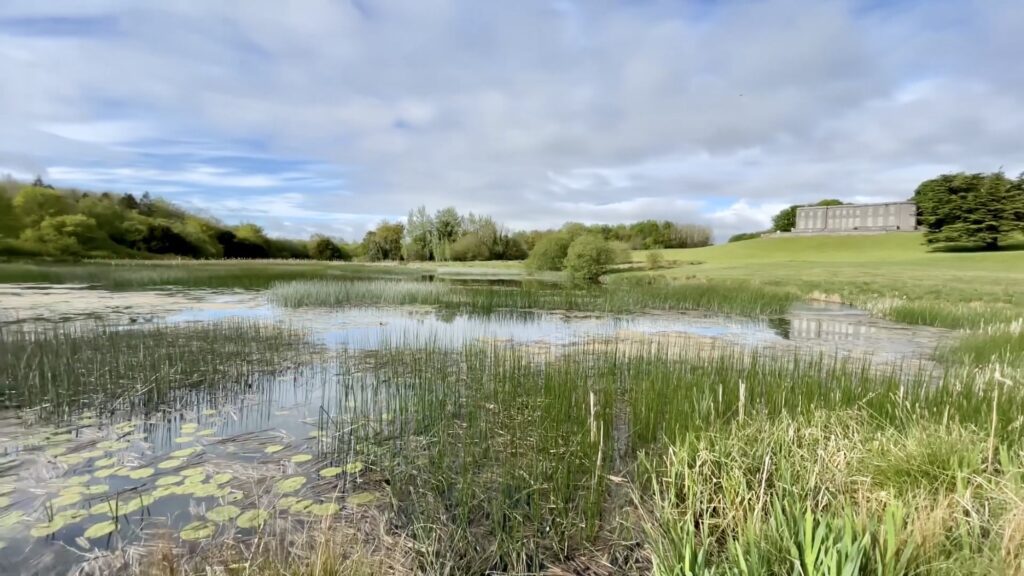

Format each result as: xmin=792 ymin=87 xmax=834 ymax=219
xmin=525 ymin=232 xmax=572 ymax=271
xmin=450 ymin=232 xmax=491 ymax=261
xmin=20 ymin=214 xmax=105 ymax=256
xmin=645 ymin=250 xmax=664 ymax=270
xmin=309 ymin=235 xmax=345 ymax=261
xmin=564 ymin=234 xmax=615 ymax=283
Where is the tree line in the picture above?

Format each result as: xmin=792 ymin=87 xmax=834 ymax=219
xmin=0 ymin=178 xmax=713 ymax=271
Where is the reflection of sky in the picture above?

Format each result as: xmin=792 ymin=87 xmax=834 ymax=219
xmin=166 ymin=304 xmax=780 ymax=349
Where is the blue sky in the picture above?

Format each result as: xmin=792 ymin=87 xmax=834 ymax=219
xmin=1 ymin=0 xmax=1022 ymax=241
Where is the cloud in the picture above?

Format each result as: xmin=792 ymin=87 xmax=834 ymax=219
xmin=1 ymin=0 xmax=1022 ymax=241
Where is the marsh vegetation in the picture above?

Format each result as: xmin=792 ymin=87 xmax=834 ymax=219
xmin=0 ymin=257 xmax=1020 ymax=575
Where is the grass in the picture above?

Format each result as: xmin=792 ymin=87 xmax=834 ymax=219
xmin=627 ymin=233 xmax=1024 ymax=330
xmin=313 ymin=340 xmax=1024 ymax=574
xmin=0 ymin=260 xmax=426 ymax=290
xmin=268 ymin=278 xmax=798 ymax=317
xmin=0 ymin=320 xmax=315 ymax=419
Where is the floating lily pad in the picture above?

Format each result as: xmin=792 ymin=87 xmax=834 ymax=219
xmin=290 ymin=454 xmax=313 ymax=463
xmin=54 ymin=509 xmax=88 ymax=524
xmin=196 ymin=429 xmax=216 ymax=437
xmin=181 ymin=467 xmax=205 ymax=477
xmin=225 ymin=491 xmax=243 ymax=503
xmin=80 ymin=449 xmax=105 ymax=459
xmin=288 ymin=499 xmax=313 ymax=514
xmin=201 ymin=409 xmax=218 ymax=416
xmin=52 ymin=493 xmax=83 ymax=507
xmin=153 ymin=486 xmax=179 ymax=499
xmin=183 ymin=483 xmax=221 ymax=498
xmin=56 ymin=454 xmax=87 ymax=465
xmin=128 ymin=467 xmax=155 ymax=480
xmin=59 ymin=486 xmax=86 ymax=497
xmin=44 ymin=447 xmax=68 ymax=457
xmin=169 ymin=447 xmax=200 ymax=458
xmin=308 ymin=502 xmax=340 ymax=516
xmin=206 ymin=505 xmax=241 ymax=522
xmin=274 ymin=476 xmax=305 ymax=494
xmin=66 ymin=474 xmax=91 ymax=485
xmin=94 ymin=467 xmax=124 ymax=479
xmin=344 ymin=461 xmax=364 ymax=474
xmin=113 ymin=423 xmax=136 ymax=434
xmin=83 ymin=519 xmax=117 ymax=539
xmin=158 ymin=458 xmax=185 ymax=469
xmin=30 ymin=520 xmax=65 ymax=537
xmin=97 ymin=440 xmax=129 ymax=451
xmin=86 ymin=484 xmax=109 ymax=495
xmin=94 ymin=457 xmax=117 ymax=468
xmin=0 ymin=511 xmax=24 ymax=528
xmin=180 ymin=423 xmax=198 ymax=433
xmin=180 ymin=520 xmax=216 ymax=541
xmin=264 ymin=444 xmax=286 ymax=454
xmin=0 ymin=497 xmax=9 ymax=508
xmin=345 ymin=492 xmax=378 ymax=506
xmin=236 ymin=509 xmax=271 ymax=529
xmin=212 ymin=473 xmax=232 ymax=485
xmin=183 ymin=473 xmax=207 ymax=485
xmin=0 ymin=486 xmax=12 ymax=497
xmin=174 ymin=436 xmax=194 ymax=444
xmin=319 ymin=467 xmax=342 ymax=478
xmin=306 ymin=431 xmax=322 ymax=438
xmin=276 ymin=496 xmax=299 ymax=509
xmin=90 ymin=501 xmax=116 ymax=515
xmin=156 ymin=475 xmax=183 ymax=486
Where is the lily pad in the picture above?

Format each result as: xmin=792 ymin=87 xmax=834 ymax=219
xmin=196 ymin=429 xmax=217 ymax=437
xmin=236 ymin=509 xmax=271 ymax=529
xmin=59 ymin=486 xmax=87 ymax=497
xmin=344 ymin=461 xmax=364 ymax=474
xmin=44 ymin=447 xmax=68 ymax=457
xmin=66 ymin=474 xmax=91 ymax=486
xmin=54 ymin=509 xmax=88 ymax=524
xmin=184 ymin=473 xmax=207 ymax=484
xmin=180 ymin=423 xmax=198 ymax=433
xmin=158 ymin=458 xmax=185 ymax=469
xmin=128 ymin=467 xmax=155 ymax=480
xmin=0 ymin=512 xmax=24 ymax=528
xmin=274 ymin=476 xmax=305 ymax=494
xmin=290 ymin=454 xmax=313 ymax=463
xmin=30 ymin=520 xmax=65 ymax=537
xmin=181 ymin=467 xmax=205 ymax=477
xmin=319 ymin=467 xmax=343 ymax=478
xmin=83 ymin=519 xmax=117 ymax=539
xmin=51 ymin=493 xmax=83 ymax=507
xmin=206 ymin=505 xmax=241 ymax=522
xmin=201 ymin=409 xmax=218 ymax=416
xmin=156 ymin=475 xmax=183 ymax=486
xmin=264 ymin=444 xmax=286 ymax=454
xmin=225 ymin=491 xmax=243 ymax=503
xmin=90 ymin=501 xmax=116 ymax=515
xmin=0 ymin=486 xmax=12 ymax=496
xmin=94 ymin=467 xmax=124 ymax=479
xmin=94 ymin=457 xmax=117 ymax=468
xmin=174 ymin=436 xmax=195 ymax=444
xmin=113 ymin=423 xmax=136 ymax=434
xmin=288 ymin=499 xmax=313 ymax=514
xmin=308 ymin=502 xmax=340 ymax=516
xmin=212 ymin=473 xmax=232 ymax=485
xmin=180 ymin=520 xmax=216 ymax=541
xmin=169 ymin=447 xmax=200 ymax=458
xmin=86 ymin=484 xmax=109 ymax=495
xmin=97 ymin=440 xmax=129 ymax=451
xmin=345 ymin=492 xmax=378 ymax=506
xmin=276 ymin=496 xmax=299 ymax=509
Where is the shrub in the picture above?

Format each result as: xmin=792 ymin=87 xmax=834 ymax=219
xmin=525 ymin=232 xmax=572 ymax=271
xmin=19 ymin=214 xmax=105 ymax=256
xmin=450 ymin=232 xmax=491 ymax=261
xmin=728 ymin=231 xmax=762 ymax=243
xmin=309 ymin=235 xmax=345 ymax=261
xmin=645 ymin=250 xmax=664 ymax=270
xmin=564 ymin=234 xmax=615 ymax=283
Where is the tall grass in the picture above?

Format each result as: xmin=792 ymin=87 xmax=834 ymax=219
xmin=0 ymin=320 xmax=314 ymax=419
xmin=269 ymin=278 xmax=798 ymax=317
xmin=318 ymin=341 xmax=1023 ymax=573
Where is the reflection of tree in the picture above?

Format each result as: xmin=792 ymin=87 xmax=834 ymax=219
xmin=767 ymin=316 xmax=791 ymax=340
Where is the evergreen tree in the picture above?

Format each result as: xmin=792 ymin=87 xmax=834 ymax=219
xmin=914 ymin=172 xmax=1024 ymax=249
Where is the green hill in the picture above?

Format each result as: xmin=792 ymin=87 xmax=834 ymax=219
xmin=631 ymin=233 xmax=1024 ymax=326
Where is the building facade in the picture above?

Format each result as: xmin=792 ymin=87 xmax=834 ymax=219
xmin=794 ymin=202 xmax=917 ymax=234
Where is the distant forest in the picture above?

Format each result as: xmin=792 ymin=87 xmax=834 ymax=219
xmin=0 ymin=177 xmax=713 ymax=262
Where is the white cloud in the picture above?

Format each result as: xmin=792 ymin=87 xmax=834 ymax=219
xmin=0 ymin=0 xmax=1022 ymax=241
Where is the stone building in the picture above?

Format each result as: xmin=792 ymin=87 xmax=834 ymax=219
xmin=794 ymin=201 xmax=917 ymax=234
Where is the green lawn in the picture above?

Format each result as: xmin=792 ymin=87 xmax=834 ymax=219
xmin=629 ymin=233 xmax=1024 ymax=319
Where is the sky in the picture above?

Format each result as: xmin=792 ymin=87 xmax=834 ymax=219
xmin=1 ymin=0 xmax=1022 ymax=242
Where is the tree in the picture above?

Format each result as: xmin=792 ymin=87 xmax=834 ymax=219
xmin=20 ymin=214 xmax=105 ymax=255
xmin=405 ymin=206 xmax=435 ymax=261
xmin=450 ymin=232 xmax=491 ymax=261
xmin=914 ymin=172 xmax=1024 ymax=249
xmin=14 ymin=186 xmax=72 ymax=228
xmin=0 ymin=193 xmax=22 ymax=238
xmin=564 ymin=234 xmax=615 ymax=283
xmin=362 ymin=221 xmax=405 ymax=261
xmin=432 ymin=207 xmax=462 ymax=261
xmin=525 ymin=232 xmax=573 ymax=271
xmin=309 ymin=235 xmax=345 ymax=261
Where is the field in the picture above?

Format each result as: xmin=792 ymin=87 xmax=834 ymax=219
xmin=0 ymin=234 xmax=1022 ymax=575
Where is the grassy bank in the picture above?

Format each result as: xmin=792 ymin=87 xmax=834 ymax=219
xmin=268 ymin=278 xmax=798 ymax=317
xmin=630 ymin=233 xmax=1024 ymax=330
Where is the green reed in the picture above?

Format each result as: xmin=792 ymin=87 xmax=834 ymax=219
xmin=318 ymin=340 xmax=1023 ymax=574
xmin=269 ymin=278 xmax=798 ymax=317
xmin=0 ymin=320 xmax=315 ymax=420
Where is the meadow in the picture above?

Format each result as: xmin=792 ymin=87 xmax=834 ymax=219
xmin=0 ymin=234 xmax=1022 ymax=575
